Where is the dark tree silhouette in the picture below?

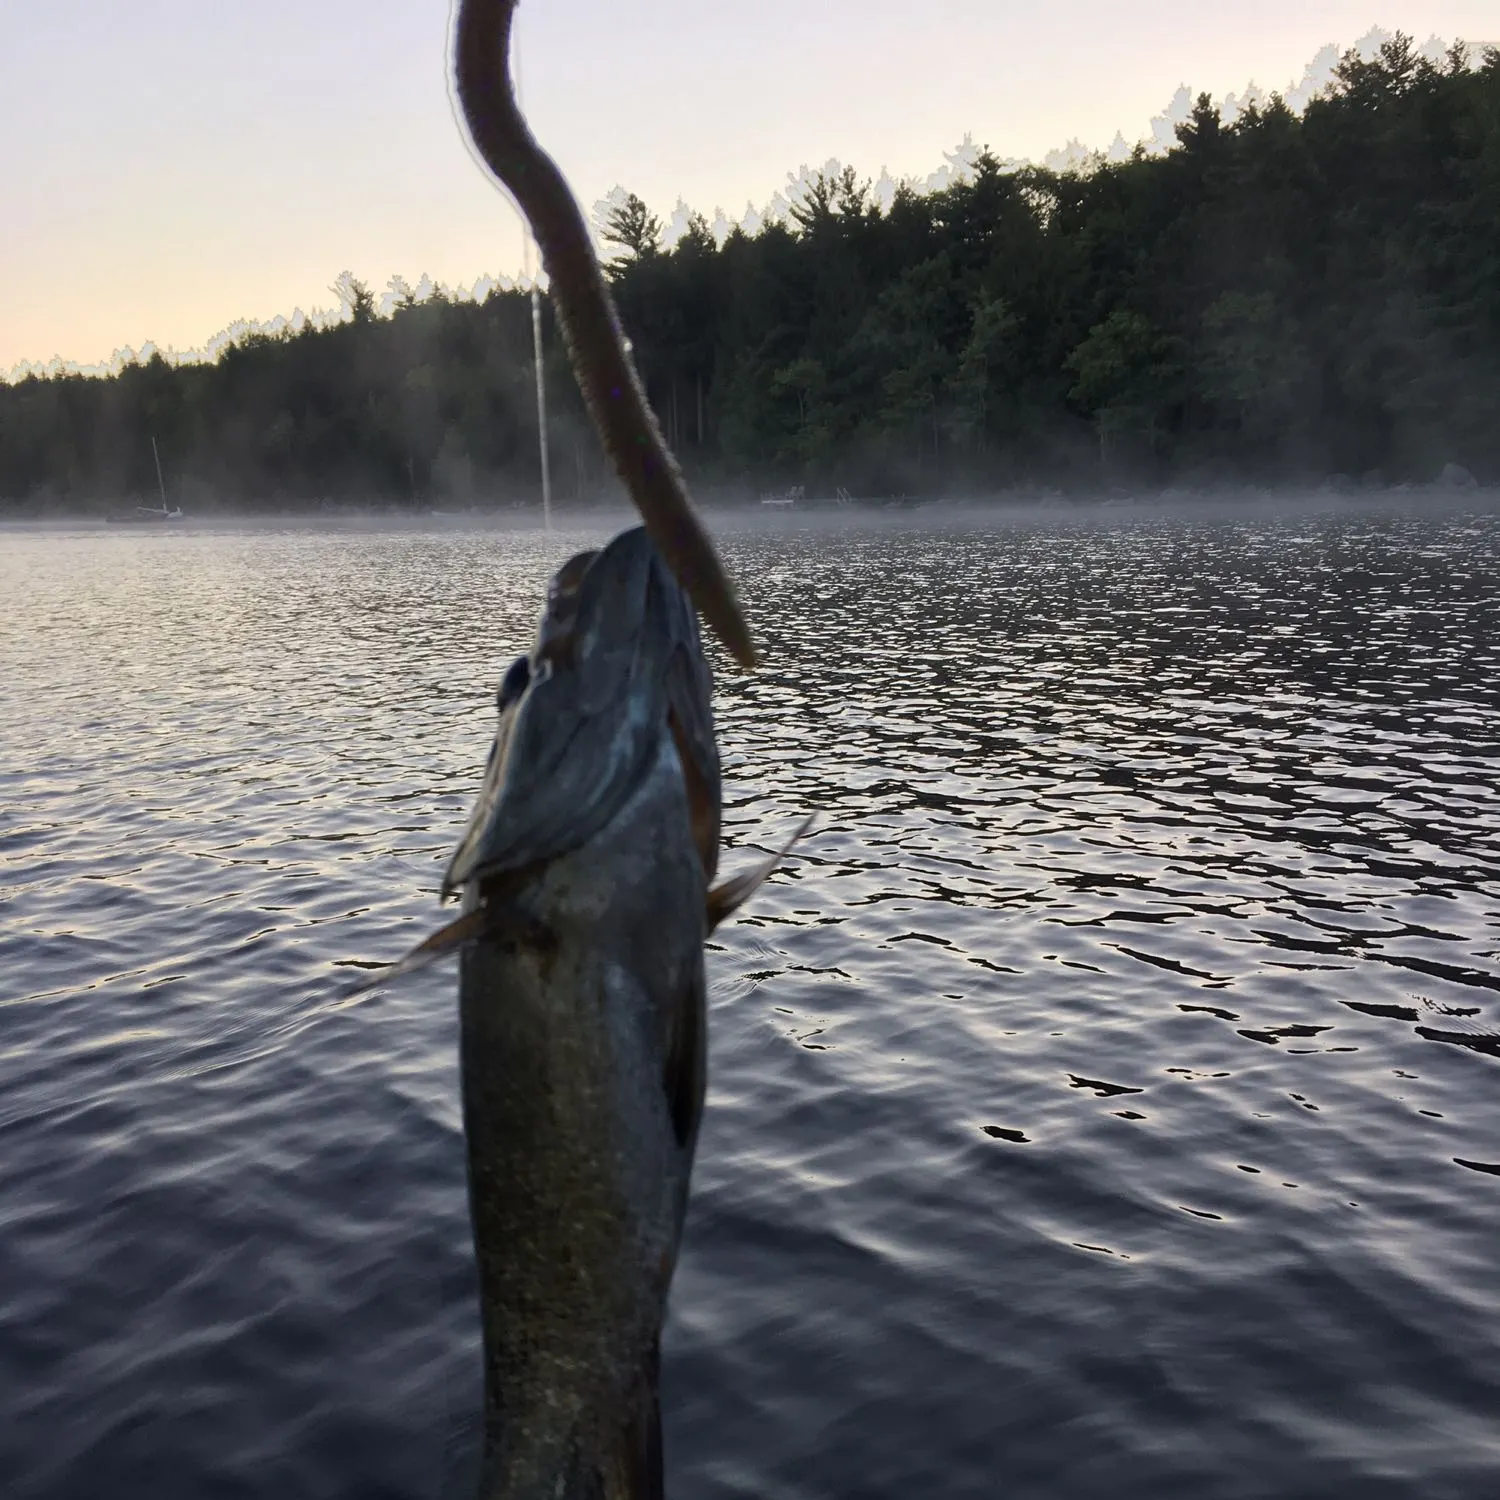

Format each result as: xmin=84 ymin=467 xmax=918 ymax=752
xmin=600 ymin=193 xmax=663 ymax=267
xmin=3 ymin=34 xmax=1497 ymax=512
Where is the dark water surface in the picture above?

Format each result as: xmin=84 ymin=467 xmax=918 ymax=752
xmin=3 ymin=500 xmax=1499 ymax=1499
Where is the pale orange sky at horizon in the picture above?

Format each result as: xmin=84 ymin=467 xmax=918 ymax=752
xmin=2 ymin=1 xmax=1495 ymax=375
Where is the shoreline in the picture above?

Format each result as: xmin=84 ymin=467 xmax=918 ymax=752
xmin=4 ymin=484 xmax=1497 ymax=533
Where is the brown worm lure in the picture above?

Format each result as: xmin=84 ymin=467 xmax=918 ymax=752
xmin=451 ymin=0 xmax=757 ymax=669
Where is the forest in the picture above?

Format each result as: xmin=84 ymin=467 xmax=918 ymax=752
xmin=2 ymin=33 xmax=1496 ymax=512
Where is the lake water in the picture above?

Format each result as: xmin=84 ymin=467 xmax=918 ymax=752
xmin=2 ymin=498 xmax=1499 ymax=1499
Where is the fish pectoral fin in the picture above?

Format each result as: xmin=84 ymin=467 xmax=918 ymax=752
xmin=339 ymin=897 xmax=555 ymax=1000
xmin=336 ymin=908 xmax=490 ymax=1000
xmin=705 ymin=814 xmax=815 ymax=933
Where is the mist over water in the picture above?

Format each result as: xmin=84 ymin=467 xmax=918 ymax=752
xmin=2 ymin=497 xmax=1499 ymax=1498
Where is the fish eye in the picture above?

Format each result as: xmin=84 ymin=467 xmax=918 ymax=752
xmin=496 ymin=655 xmax=531 ymax=713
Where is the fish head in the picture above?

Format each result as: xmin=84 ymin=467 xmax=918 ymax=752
xmin=442 ymin=527 xmax=721 ymax=899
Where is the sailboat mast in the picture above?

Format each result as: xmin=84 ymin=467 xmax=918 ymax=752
xmin=151 ymin=435 xmax=168 ymax=510
xmin=513 ymin=28 xmax=551 ymax=532
xmin=531 ymin=285 xmax=552 ymax=531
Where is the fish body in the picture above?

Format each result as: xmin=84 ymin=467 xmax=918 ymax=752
xmin=448 ymin=527 xmax=718 ymax=1500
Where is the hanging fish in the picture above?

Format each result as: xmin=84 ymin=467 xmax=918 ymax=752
xmin=368 ymin=530 xmax=804 ymax=1498
xmin=372 ymin=5 xmax=800 ymax=1494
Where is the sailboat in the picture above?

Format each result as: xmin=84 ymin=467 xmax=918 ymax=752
xmin=107 ymin=436 xmax=183 ymax=524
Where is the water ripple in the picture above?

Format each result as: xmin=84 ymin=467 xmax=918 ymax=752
xmin=2 ymin=502 xmax=1499 ymax=1498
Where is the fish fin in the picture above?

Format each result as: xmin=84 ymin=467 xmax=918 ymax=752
xmin=598 ymin=1340 xmax=664 ymax=1500
xmin=668 ymin=702 xmax=720 ymax=883
xmin=664 ymin=621 xmax=721 ymax=882
xmin=338 ymin=909 xmax=490 ymax=1000
xmin=663 ymin=971 xmax=707 ymax=1155
xmin=637 ymin=1341 xmax=666 ymax=1500
xmin=705 ymin=815 xmax=815 ymax=933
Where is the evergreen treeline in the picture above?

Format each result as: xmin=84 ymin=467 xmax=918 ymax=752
xmin=3 ymin=34 xmax=1497 ymax=512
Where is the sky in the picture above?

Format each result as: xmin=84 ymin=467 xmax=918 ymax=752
xmin=2 ymin=0 xmax=1496 ymax=374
